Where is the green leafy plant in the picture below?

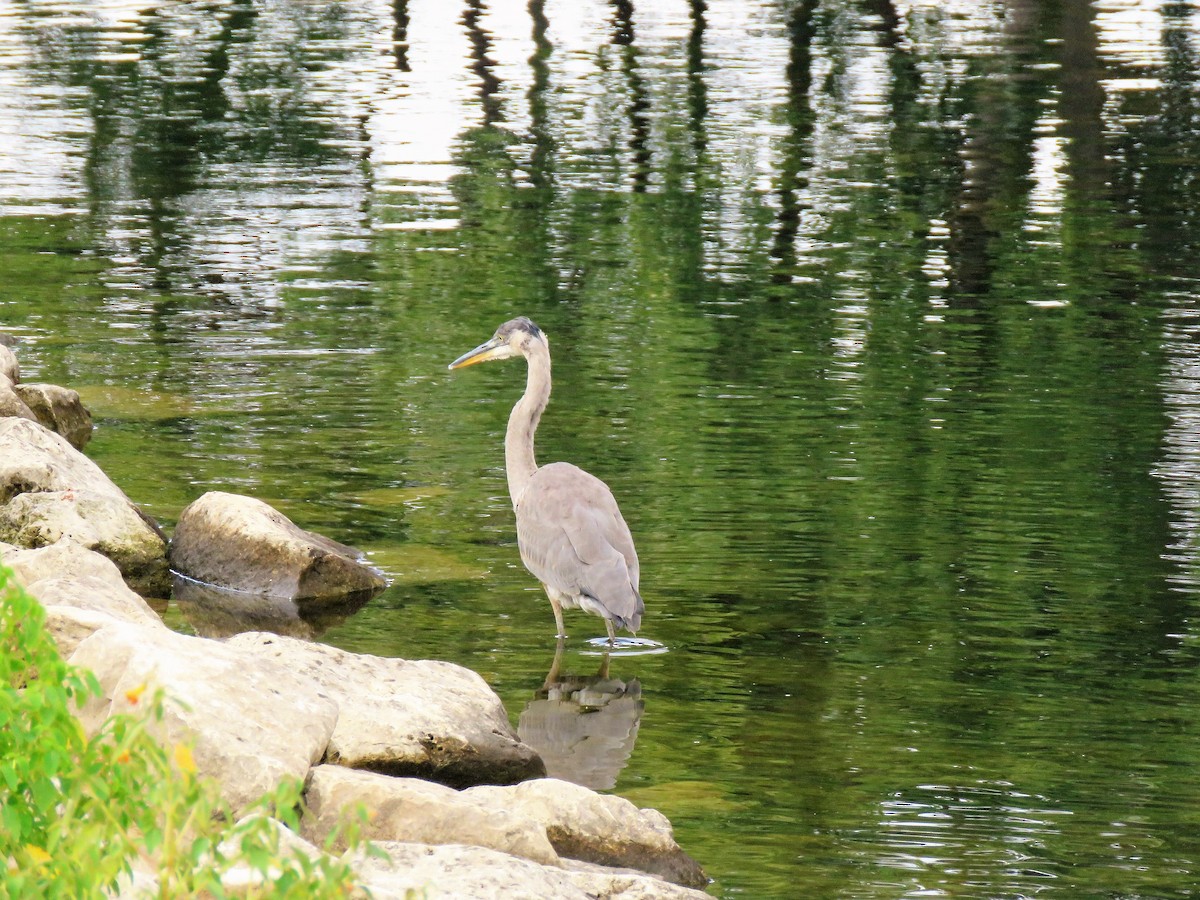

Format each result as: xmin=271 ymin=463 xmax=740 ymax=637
xmin=0 ymin=562 xmax=368 ymax=898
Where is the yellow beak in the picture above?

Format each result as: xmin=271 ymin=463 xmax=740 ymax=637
xmin=448 ymin=337 xmax=506 ymax=370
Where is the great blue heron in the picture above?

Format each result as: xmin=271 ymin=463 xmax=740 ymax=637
xmin=449 ymin=317 xmax=644 ymax=643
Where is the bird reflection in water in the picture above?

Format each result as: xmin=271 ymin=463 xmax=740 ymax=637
xmin=518 ymin=639 xmax=644 ymax=791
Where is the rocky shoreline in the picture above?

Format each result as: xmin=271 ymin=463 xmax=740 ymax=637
xmin=0 ymin=340 xmax=710 ymax=898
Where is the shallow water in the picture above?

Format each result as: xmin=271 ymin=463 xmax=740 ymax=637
xmin=5 ymin=0 xmax=1200 ymax=895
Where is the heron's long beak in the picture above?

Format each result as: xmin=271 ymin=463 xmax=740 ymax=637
xmin=448 ymin=337 xmax=506 ymax=370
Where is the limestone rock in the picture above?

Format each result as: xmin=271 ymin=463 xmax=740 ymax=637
xmin=14 ymin=383 xmax=93 ymax=449
xmin=302 ymin=765 xmax=558 ymax=864
xmin=218 ymin=815 xmax=332 ymax=894
xmin=0 ymin=417 xmax=115 ymax=499
xmin=348 ymin=842 xmax=590 ymax=900
xmin=465 ymin=778 xmax=707 ymax=888
xmin=170 ymin=491 xmax=386 ymax=602
xmin=226 ymin=632 xmax=544 ymax=787
xmin=0 ymin=491 xmax=169 ymax=597
xmin=0 ymin=418 xmax=168 ymax=595
xmin=561 ymin=861 xmax=716 ymax=899
xmin=0 ymin=344 xmax=19 ymax=383
xmin=4 ymin=537 xmax=130 ymax=587
xmin=42 ymin=606 xmax=128 ymax=659
xmin=4 ymin=540 xmax=163 ymax=630
xmin=69 ymin=622 xmax=339 ymax=814
xmin=0 ymin=373 xmax=37 ymax=422
xmin=31 ymin=574 xmax=162 ymax=627
xmin=349 ymin=842 xmax=712 ymax=900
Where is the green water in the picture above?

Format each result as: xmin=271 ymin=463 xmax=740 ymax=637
xmin=5 ymin=0 xmax=1200 ymax=895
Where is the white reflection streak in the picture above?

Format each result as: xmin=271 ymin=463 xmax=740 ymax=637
xmin=0 ymin=6 xmax=90 ymax=213
xmin=1022 ymin=107 xmax=1068 ymax=255
xmin=868 ymin=782 xmax=1068 ymax=894
xmin=1093 ymin=0 xmax=1169 ymax=72
xmin=367 ymin=0 xmax=475 ymax=211
xmin=1157 ymin=296 xmax=1200 ymax=596
xmin=702 ymin=1 xmax=792 ymax=277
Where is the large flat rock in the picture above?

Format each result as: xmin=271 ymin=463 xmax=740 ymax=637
xmin=70 ymin=623 xmax=339 ymax=814
xmin=226 ymin=632 xmax=545 ymax=787
xmin=349 ymin=841 xmax=713 ymax=900
xmin=302 ymin=765 xmax=558 ymax=864
xmin=4 ymin=540 xmax=165 ymax=655
xmin=3 ymin=539 xmax=161 ymax=625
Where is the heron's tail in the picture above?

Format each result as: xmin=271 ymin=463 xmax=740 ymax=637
xmin=617 ymin=589 xmax=644 ymax=635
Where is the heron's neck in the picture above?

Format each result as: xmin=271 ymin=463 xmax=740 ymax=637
xmin=506 ymin=340 xmax=550 ymax=508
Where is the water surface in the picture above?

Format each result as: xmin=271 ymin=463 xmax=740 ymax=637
xmin=4 ymin=0 xmax=1200 ymax=896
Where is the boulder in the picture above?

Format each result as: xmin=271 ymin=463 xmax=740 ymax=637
xmin=42 ymin=606 xmax=128 ymax=659
xmin=218 ymin=815 xmax=331 ymax=894
xmin=112 ymin=817 xmax=332 ymax=898
xmin=5 ymin=537 xmax=132 ymax=589
xmin=0 ymin=373 xmax=37 ymax=422
xmin=350 ymin=842 xmax=588 ymax=900
xmin=3 ymin=538 xmax=163 ymax=659
xmin=226 ymin=632 xmax=544 ymax=787
xmin=169 ymin=492 xmax=386 ymax=602
xmin=14 ymin=383 xmax=93 ymax=449
xmin=302 ymin=765 xmax=558 ymax=864
xmin=0 ymin=417 xmax=117 ymax=499
xmin=31 ymin=575 xmax=162 ymax=627
xmin=561 ymin=861 xmax=716 ymax=899
xmin=0 ymin=418 xmax=168 ymax=595
xmin=0 ymin=344 xmax=18 ymax=382
xmin=0 ymin=491 xmax=170 ymax=597
xmin=348 ymin=842 xmax=713 ymax=900
xmin=465 ymin=779 xmax=707 ymax=888
xmin=69 ymin=622 xmax=339 ymax=814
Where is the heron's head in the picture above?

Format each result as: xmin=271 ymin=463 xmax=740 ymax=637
xmin=448 ymin=317 xmax=546 ymax=370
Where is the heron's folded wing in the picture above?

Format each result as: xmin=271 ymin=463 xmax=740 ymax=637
xmin=516 ymin=464 xmax=642 ymax=626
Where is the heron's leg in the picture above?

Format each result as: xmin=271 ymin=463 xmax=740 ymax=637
xmin=548 ymin=590 xmax=566 ymax=639
xmin=605 ymin=617 xmax=616 ymax=645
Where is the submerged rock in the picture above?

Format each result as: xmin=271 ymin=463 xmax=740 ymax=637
xmin=169 ymin=491 xmax=387 ymax=603
xmin=225 ymin=632 xmax=545 ymax=787
xmin=0 ymin=418 xmax=169 ymax=595
xmin=14 ymin=383 xmax=93 ymax=449
xmin=70 ymin=622 xmax=339 ymax=814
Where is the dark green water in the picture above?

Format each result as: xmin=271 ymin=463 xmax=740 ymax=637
xmin=5 ymin=0 xmax=1200 ymax=896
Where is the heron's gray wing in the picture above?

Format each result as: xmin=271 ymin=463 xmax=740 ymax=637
xmin=516 ymin=462 xmax=643 ymax=629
